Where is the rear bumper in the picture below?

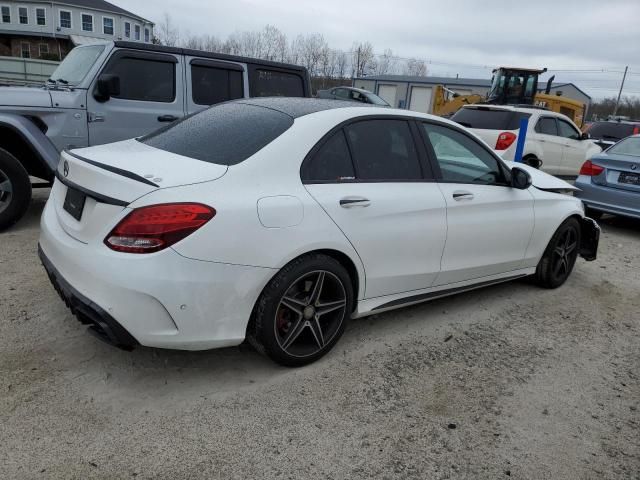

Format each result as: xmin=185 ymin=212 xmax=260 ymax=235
xmin=39 ymin=245 xmax=139 ymax=349
xmin=575 ymin=176 xmax=640 ymax=219
xmin=39 ymin=196 xmax=276 ymax=350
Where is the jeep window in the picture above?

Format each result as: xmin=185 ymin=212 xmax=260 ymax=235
xmin=140 ymin=103 xmax=294 ymax=165
xmin=250 ymin=69 xmax=304 ymax=97
xmin=104 ymin=57 xmax=175 ymax=103
xmin=50 ymin=44 xmax=104 ymax=85
xmin=452 ymin=108 xmax=531 ymax=130
xmin=191 ymin=64 xmax=244 ymax=106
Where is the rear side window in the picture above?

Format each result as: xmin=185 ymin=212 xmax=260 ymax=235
xmin=191 ymin=64 xmax=244 ymax=105
xmin=452 ymin=108 xmax=531 ymax=130
xmin=250 ymin=68 xmax=304 ymax=97
xmin=140 ymin=103 xmax=293 ymax=165
xmin=588 ymin=122 xmax=636 ymax=141
xmin=105 ymin=56 xmax=175 ymax=102
xmin=535 ymin=117 xmax=558 ymax=135
xmin=345 ymin=120 xmax=422 ymax=180
xmin=302 ymin=131 xmax=355 ymax=182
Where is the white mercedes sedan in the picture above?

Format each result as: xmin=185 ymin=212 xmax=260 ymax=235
xmin=39 ymin=98 xmax=599 ymax=366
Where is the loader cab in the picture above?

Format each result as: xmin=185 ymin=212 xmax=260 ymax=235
xmin=487 ymin=67 xmax=546 ymax=106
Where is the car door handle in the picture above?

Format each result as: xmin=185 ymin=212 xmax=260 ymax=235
xmin=340 ymin=197 xmax=371 ymax=208
xmin=452 ymin=191 xmax=474 ymax=201
xmin=157 ymin=115 xmax=179 ymax=122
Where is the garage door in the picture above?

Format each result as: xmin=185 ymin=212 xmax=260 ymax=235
xmin=409 ymin=86 xmax=432 ymax=113
xmin=377 ymin=85 xmax=397 ymax=107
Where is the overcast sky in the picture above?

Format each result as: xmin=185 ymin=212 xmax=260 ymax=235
xmin=120 ymin=0 xmax=640 ymax=99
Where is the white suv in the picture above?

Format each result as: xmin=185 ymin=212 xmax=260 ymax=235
xmin=451 ymin=105 xmax=602 ymax=177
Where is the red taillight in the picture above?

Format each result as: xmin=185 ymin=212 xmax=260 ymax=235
xmin=495 ymin=132 xmax=517 ymax=150
xmin=105 ymin=203 xmax=215 ymax=253
xmin=633 ymin=126 xmax=640 ymax=135
xmin=579 ymin=160 xmax=605 ymax=176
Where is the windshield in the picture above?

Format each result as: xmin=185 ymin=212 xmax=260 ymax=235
xmin=368 ymin=93 xmax=389 ymax=106
xmin=606 ymin=136 xmax=640 ymax=157
xmin=49 ymin=45 xmax=105 ymax=85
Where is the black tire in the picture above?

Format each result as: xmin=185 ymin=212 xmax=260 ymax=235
xmin=534 ymin=218 xmax=581 ymax=289
xmin=0 ymin=147 xmax=32 ymax=231
xmin=249 ymin=253 xmax=354 ymax=367
xmin=584 ymin=207 xmax=603 ymax=220
xmin=523 ymin=155 xmax=542 ymax=169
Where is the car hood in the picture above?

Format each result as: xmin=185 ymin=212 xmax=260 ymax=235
xmin=0 ymin=86 xmax=52 ymax=107
xmin=504 ymin=161 xmax=578 ymax=191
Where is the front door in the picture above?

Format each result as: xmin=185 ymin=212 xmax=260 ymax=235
xmin=302 ymin=118 xmax=447 ymax=299
xmin=557 ymin=117 xmax=588 ymax=176
xmin=86 ymin=49 xmax=185 ymax=146
xmin=420 ymin=121 xmax=535 ymax=286
xmin=532 ymin=116 xmax=564 ymax=175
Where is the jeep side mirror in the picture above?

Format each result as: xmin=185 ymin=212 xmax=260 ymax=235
xmin=511 ymin=166 xmax=532 ymax=190
xmin=580 ymin=132 xmax=590 ymax=140
xmin=94 ymin=74 xmax=120 ymax=102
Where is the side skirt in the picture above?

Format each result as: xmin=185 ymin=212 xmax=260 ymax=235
xmin=354 ymin=268 xmax=535 ymax=318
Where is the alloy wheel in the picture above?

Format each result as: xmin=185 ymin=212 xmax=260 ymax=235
xmin=0 ymin=168 xmax=13 ymax=215
xmin=274 ymin=270 xmax=347 ymax=358
xmin=551 ymin=227 xmax=578 ymax=281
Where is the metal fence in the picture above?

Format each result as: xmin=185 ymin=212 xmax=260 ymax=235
xmin=0 ymin=56 xmax=59 ymax=86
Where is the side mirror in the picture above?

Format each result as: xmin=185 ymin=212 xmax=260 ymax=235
xmin=580 ymin=132 xmax=590 ymax=140
xmin=511 ymin=166 xmax=532 ymax=190
xmin=94 ymin=74 xmax=120 ymax=102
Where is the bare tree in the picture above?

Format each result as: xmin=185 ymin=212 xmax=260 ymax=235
xmin=262 ymin=25 xmax=287 ymax=62
xmin=375 ymin=49 xmax=397 ymax=76
xmin=156 ymin=12 xmax=179 ymax=47
xmin=404 ymin=58 xmax=428 ymax=77
xmin=351 ymin=41 xmax=375 ymax=77
xmin=336 ymin=51 xmax=348 ymax=79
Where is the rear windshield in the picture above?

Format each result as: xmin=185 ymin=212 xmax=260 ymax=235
xmin=451 ymin=108 xmax=531 ymax=130
xmin=139 ymin=103 xmax=293 ymax=165
xmin=606 ymin=136 xmax=640 ymax=157
xmin=587 ymin=122 xmax=636 ymax=141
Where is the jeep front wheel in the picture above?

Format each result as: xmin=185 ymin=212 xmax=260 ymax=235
xmin=0 ymin=147 xmax=32 ymax=231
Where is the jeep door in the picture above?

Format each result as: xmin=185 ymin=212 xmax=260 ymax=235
xmin=86 ymin=49 xmax=185 ymax=146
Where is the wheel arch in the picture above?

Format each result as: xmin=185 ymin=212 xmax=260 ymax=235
xmin=0 ymin=114 xmax=59 ymax=181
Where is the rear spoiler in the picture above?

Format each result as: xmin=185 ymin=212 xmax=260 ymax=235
xmin=63 ymin=149 xmax=159 ymax=188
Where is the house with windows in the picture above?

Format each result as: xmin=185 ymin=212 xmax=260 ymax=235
xmin=0 ymin=0 xmax=153 ymax=62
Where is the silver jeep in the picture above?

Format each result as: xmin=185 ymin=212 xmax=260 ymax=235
xmin=0 ymin=40 xmax=310 ymax=229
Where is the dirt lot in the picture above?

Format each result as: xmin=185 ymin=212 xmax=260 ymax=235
xmin=1 ymin=189 xmax=639 ymax=479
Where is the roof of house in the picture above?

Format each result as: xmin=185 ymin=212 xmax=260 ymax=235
xmin=355 ymin=74 xmax=591 ymax=100
xmin=44 ymin=0 xmax=153 ymax=24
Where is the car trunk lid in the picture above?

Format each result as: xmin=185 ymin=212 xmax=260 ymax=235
xmin=591 ymin=153 xmax=640 ymax=193
xmin=53 ymin=139 xmax=228 ymax=243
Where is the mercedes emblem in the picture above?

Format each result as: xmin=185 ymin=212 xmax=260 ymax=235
xmin=631 ymin=164 xmax=637 ymax=171
xmin=63 ymin=160 xmax=69 ymax=177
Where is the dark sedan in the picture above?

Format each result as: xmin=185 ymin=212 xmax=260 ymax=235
xmin=575 ymin=135 xmax=640 ymax=220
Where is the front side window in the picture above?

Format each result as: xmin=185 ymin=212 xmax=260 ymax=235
xmin=103 ymin=17 xmax=113 ymax=35
xmin=535 ymin=117 xmax=558 ymax=136
xmin=345 ymin=120 xmax=422 ymax=181
xmin=557 ymin=119 xmax=580 ymax=139
xmin=124 ymin=22 xmax=131 ymax=38
xmin=1 ymin=6 xmax=10 ymax=23
xmin=191 ymin=64 xmax=243 ymax=106
xmin=20 ymin=42 xmax=30 ymax=58
xmin=18 ymin=6 xmax=27 ymax=24
xmin=140 ymin=103 xmax=294 ymax=166
xmin=134 ymin=24 xmax=140 ymax=40
xmin=36 ymin=7 xmax=45 ymax=25
xmin=250 ymin=69 xmax=304 ymax=97
xmin=104 ymin=56 xmax=175 ymax=102
xmin=422 ymin=122 xmax=505 ymax=185
xmin=59 ymin=10 xmax=71 ymax=28
xmin=144 ymin=28 xmax=150 ymax=42
xmin=81 ymin=13 xmax=92 ymax=31
xmin=302 ymin=130 xmax=355 ymax=183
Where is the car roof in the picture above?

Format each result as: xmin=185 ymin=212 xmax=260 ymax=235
xmin=235 ymin=97 xmax=378 ymax=118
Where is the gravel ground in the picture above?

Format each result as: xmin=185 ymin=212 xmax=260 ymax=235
xmin=1 ymin=189 xmax=639 ymax=479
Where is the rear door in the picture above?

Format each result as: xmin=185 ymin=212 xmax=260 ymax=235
xmin=185 ymin=57 xmax=246 ymax=115
xmin=419 ymin=121 xmax=534 ymax=286
xmin=303 ymin=118 xmax=447 ymax=299
xmin=86 ymin=49 xmax=185 ymax=146
xmin=532 ymin=116 xmax=564 ymax=174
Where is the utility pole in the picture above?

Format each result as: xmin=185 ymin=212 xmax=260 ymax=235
xmin=356 ymin=47 xmax=361 ymax=77
xmin=613 ymin=66 xmax=628 ymax=117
